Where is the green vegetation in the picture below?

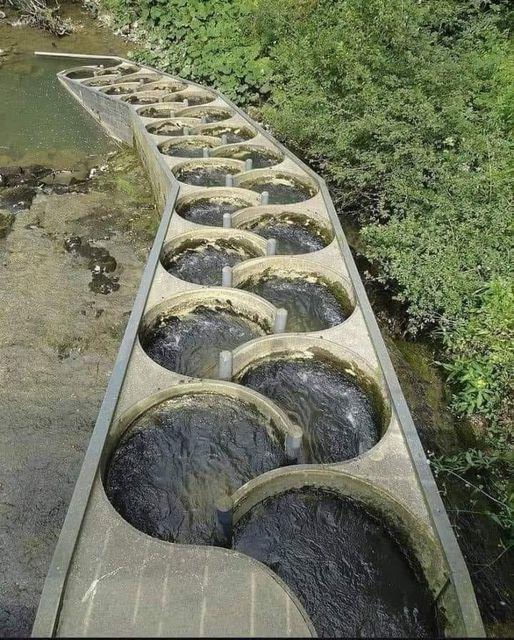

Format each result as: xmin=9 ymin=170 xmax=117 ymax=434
xmin=101 ymin=0 xmax=512 ymax=533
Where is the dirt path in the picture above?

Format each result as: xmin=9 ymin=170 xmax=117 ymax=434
xmin=0 ymin=153 xmax=157 ymax=636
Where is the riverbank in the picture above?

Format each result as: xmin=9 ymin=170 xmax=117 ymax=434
xmin=0 ymin=7 xmax=158 ymax=635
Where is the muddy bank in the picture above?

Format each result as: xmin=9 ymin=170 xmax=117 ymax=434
xmin=0 ymin=150 xmax=157 ymax=637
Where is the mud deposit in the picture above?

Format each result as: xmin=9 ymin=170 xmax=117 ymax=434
xmin=163 ymin=239 xmax=257 ymax=285
xmin=240 ymin=356 xmax=380 ymax=462
xmin=174 ymin=164 xmax=240 ymax=187
xmin=105 ymin=394 xmax=287 ymax=545
xmin=233 ymin=488 xmax=439 ymax=638
xmin=64 ymin=235 xmax=120 ymax=294
xmin=241 ymin=275 xmax=349 ymax=332
xmin=241 ymin=176 xmax=316 ymax=204
xmin=248 ymin=219 xmax=327 ymax=254
xmin=177 ymin=196 xmax=250 ymax=226
xmin=142 ymin=305 xmax=267 ymax=377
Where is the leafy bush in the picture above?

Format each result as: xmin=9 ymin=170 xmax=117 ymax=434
xmin=102 ymin=0 xmax=272 ymax=102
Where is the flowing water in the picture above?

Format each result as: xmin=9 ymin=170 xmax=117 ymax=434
xmin=203 ymin=126 xmax=254 ymax=144
xmin=216 ymin=146 xmax=283 ymax=169
xmin=177 ymin=195 xmax=251 ymax=226
xmin=240 ymin=275 xmax=349 ymax=332
xmin=174 ymin=163 xmax=241 ymax=186
xmin=240 ymin=175 xmax=316 ymax=204
xmin=163 ymin=239 xmax=258 ymax=285
xmin=240 ymin=356 xmax=381 ymax=462
xmin=233 ymin=488 xmax=439 ymax=638
xmin=141 ymin=305 xmax=267 ymax=377
xmin=105 ymin=393 xmax=288 ymax=545
xmin=246 ymin=217 xmax=328 ymax=254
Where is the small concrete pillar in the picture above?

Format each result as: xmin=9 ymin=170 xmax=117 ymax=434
xmin=221 ymin=134 xmax=228 ymax=146
xmin=218 ymin=350 xmax=233 ymax=380
xmin=203 ymin=148 xmax=210 ymax=158
xmin=285 ymin=431 xmax=302 ymax=461
xmin=274 ymin=308 xmax=288 ymax=333
xmin=183 ymin=99 xmax=189 ymax=107
xmin=225 ymin=174 xmax=234 ymax=188
xmin=223 ymin=212 xmax=232 ymax=228
xmin=244 ymin=158 xmax=253 ymax=172
xmin=216 ymin=495 xmax=233 ymax=541
xmin=183 ymin=126 xmax=190 ymax=136
xmin=261 ymin=191 xmax=269 ymax=206
xmin=200 ymin=115 xmax=208 ymax=124
xmin=222 ymin=266 xmax=233 ymax=288
xmin=266 ymin=238 xmax=277 ymax=256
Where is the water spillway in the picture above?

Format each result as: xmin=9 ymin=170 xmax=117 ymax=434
xmin=32 ymin=53 xmax=484 ymax=638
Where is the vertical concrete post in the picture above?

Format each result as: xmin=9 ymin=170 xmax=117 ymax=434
xmin=222 ymin=266 xmax=233 ymax=288
xmin=244 ymin=158 xmax=253 ymax=172
xmin=221 ymin=134 xmax=228 ymax=145
xmin=261 ymin=191 xmax=269 ymax=206
xmin=274 ymin=308 xmax=288 ymax=333
xmin=216 ymin=495 xmax=233 ymax=541
xmin=223 ymin=213 xmax=232 ymax=228
xmin=225 ymin=174 xmax=234 ymax=188
xmin=218 ymin=350 xmax=233 ymax=380
xmin=266 ymin=238 xmax=277 ymax=256
xmin=183 ymin=126 xmax=190 ymax=136
xmin=203 ymin=148 xmax=210 ymax=158
xmin=285 ymin=430 xmax=302 ymax=461
xmin=183 ymin=99 xmax=189 ymax=107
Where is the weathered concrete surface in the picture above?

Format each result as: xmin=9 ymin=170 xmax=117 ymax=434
xmin=0 ymin=154 xmax=156 ymax=637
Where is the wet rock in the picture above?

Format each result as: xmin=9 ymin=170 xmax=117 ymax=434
xmin=41 ymin=167 xmax=89 ymax=187
xmin=0 ymin=165 xmax=50 ymax=187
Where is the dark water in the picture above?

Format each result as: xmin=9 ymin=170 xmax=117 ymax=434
xmin=217 ymin=146 xmax=283 ymax=169
xmin=248 ymin=219 xmax=328 ymax=254
xmin=163 ymin=239 xmax=257 ymax=285
xmin=149 ymin=121 xmax=198 ymax=136
xmin=160 ymin=142 xmax=214 ymax=158
xmin=241 ymin=275 xmax=349 ymax=332
xmin=185 ymin=109 xmax=233 ymax=123
xmin=105 ymin=393 xmax=288 ymax=545
xmin=64 ymin=235 xmax=120 ymax=294
xmin=102 ymin=84 xmax=135 ymax=95
xmin=177 ymin=196 xmax=251 ymax=226
xmin=122 ymin=93 xmax=160 ymax=105
xmin=206 ymin=126 xmax=255 ymax=144
xmin=240 ymin=356 xmax=380 ymax=462
xmin=171 ymin=92 xmax=215 ymax=106
xmin=233 ymin=488 xmax=439 ymax=638
xmin=138 ymin=105 xmax=178 ymax=118
xmin=174 ymin=164 xmax=241 ymax=187
xmin=141 ymin=305 xmax=267 ymax=377
xmin=240 ymin=175 xmax=316 ymax=204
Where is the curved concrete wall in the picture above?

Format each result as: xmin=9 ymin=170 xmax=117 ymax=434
xmin=31 ymin=53 xmax=484 ymax=637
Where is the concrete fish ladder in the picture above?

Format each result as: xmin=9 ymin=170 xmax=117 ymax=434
xmin=32 ymin=52 xmax=484 ymax=638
